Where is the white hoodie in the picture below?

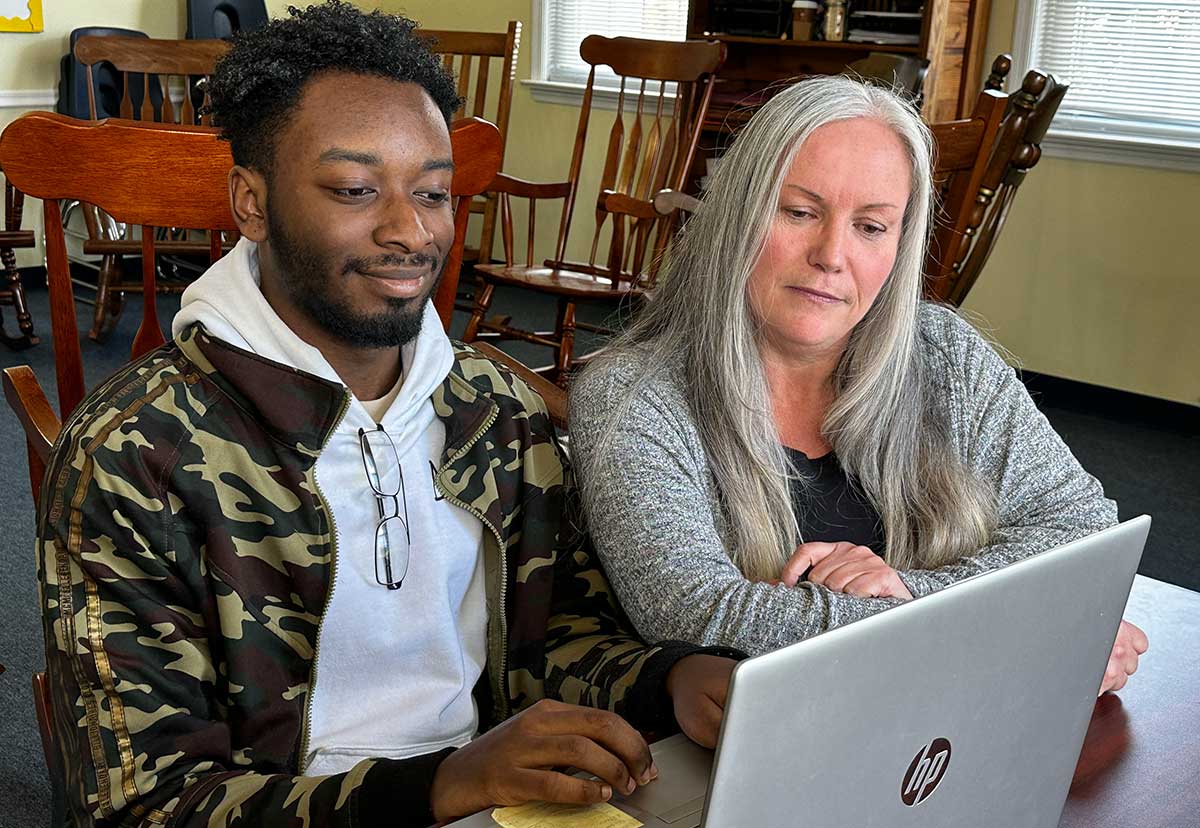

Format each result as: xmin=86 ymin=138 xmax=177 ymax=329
xmin=172 ymin=238 xmax=486 ymax=776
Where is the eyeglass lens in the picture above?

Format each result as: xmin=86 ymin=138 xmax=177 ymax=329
xmin=360 ymin=428 xmax=402 ymax=497
xmin=376 ymin=517 xmax=409 ymax=589
xmin=360 ymin=426 xmax=409 ymax=589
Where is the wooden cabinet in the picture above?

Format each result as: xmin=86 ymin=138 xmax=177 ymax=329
xmin=686 ymin=0 xmax=990 ymax=128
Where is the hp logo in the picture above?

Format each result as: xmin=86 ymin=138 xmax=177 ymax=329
xmin=901 ymin=738 xmax=952 ymax=806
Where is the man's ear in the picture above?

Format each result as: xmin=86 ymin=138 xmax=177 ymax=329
xmin=230 ymin=165 xmax=269 ymax=242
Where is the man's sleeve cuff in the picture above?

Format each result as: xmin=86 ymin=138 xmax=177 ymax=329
xmin=357 ymin=747 xmax=457 ymax=828
xmin=623 ymin=641 xmax=747 ymax=733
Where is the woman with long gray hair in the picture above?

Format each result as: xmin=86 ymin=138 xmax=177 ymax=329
xmin=569 ymin=76 xmax=1145 ymax=690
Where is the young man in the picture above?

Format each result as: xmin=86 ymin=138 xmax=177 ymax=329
xmin=37 ymin=4 xmax=738 ymax=826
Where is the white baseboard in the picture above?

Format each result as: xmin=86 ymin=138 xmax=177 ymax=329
xmin=0 ymin=89 xmax=57 ymax=109
xmin=0 ymin=87 xmax=193 ymax=112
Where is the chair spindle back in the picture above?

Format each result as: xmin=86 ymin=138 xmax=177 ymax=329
xmin=419 ymin=22 xmax=521 ymax=264
xmin=75 ymin=36 xmax=231 ymax=126
xmin=925 ymin=86 xmax=1008 ymax=292
xmin=929 ymin=59 xmax=1067 ymax=305
xmin=561 ymin=36 xmax=724 ymax=289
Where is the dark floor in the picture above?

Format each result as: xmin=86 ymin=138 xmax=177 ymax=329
xmin=0 ymin=279 xmax=1196 ymax=826
xmin=1020 ymin=373 xmax=1200 ymax=590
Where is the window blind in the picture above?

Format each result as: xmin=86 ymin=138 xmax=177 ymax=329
xmin=543 ymin=0 xmax=690 ymax=87
xmin=1028 ymin=0 xmax=1200 ymax=146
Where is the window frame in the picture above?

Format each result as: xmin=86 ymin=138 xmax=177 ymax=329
xmin=1011 ymin=0 xmax=1200 ymax=172
xmin=524 ymin=0 xmax=688 ymax=111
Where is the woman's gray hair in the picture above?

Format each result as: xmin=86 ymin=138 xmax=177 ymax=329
xmin=579 ymin=75 xmax=996 ymax=581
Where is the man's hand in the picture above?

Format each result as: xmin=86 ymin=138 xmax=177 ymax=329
xmin=1098 ymin=619 xmax=1148 ymax=695
xmin=429 ymin=699 xmax=657 ymax=822
xmin=777 ymin=541 xmax=913 ymax=600
xmin=666 ymin=654 xmax=737 ymax=749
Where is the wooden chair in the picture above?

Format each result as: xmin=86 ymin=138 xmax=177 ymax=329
xmin=472 ymin=341 xmax=566 ymax=430
xmin=650 ymin=83 xmax=1010 ymax=309
xmin=845 ymin=52 xmax=930 ymax=103
xmin=2 ymin=114 xmax=235 ymax=417
xmin=418 ymin=21 xmax=521 ymax=267
xmin=72 ymin=35 xmax=233 ymax=341
xmin=926 ymin=56 xmax=1068 ymax=306
xmin=0 ymin=111 xmax=500 ymax=418
xmin=923 ymin=81 xmax=1009 ymax=298
xmin=464 ymin=35 xmax=726 ymax=384
xmin=0 ymin=178 xmax=38 ymax=348
xmin=0 ymin=111 xmax=500 ymax=801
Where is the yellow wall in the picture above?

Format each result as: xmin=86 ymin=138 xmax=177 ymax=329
xmin=0 ymin=1 xmax=184 ymax=90
xmin=2 ymin=0 xmax=1196 ymax=404
xmin=967 ymin=0 xmax=1200 ymax=406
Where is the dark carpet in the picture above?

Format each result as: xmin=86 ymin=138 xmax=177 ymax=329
xmin=0 ymin=280 xmax=1195 ymax=826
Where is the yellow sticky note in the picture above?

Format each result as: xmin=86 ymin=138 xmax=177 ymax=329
xmin=491 ymin=800 xmax=643 ymax=828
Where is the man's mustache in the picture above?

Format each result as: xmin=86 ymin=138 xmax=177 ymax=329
xmin=342 ymin=253 xmax=440 ymax=275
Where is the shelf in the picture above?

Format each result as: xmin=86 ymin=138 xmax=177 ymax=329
xmin=697 ymin=33 xmax=922 ymax=54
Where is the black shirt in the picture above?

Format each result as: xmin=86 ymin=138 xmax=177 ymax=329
xmin=784 ymin=446 xmax=885 ymax=555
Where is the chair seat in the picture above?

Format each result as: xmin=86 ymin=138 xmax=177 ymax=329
xmin=475 ymin=262 xmax=645 ymax=300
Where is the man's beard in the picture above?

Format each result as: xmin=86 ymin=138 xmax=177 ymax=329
xmin=267 ymin=209 xmax=444 ymax=349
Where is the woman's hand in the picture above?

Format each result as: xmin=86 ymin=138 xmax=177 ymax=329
xmin=1098 ymin=619 xmax=1148 ymax=695
xmin=775 ymin=541 xmax=913 ymax=600
xmin=666 ymin=654 xmax=738 ymax=749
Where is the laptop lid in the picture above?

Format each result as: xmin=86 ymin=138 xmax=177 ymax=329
xmin=700 ymin=516 xmax=1149 ymax=828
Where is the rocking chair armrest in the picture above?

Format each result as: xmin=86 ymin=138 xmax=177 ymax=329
xmin=468 ymin=342 xmax=567 ymax=430
xmin=601 ymin=190 xmax=659 ymax=220
xmin=652 ymin=188 xmax=701 ymax=216
xmin=488 ymin=173 xmax=572 ymax=201
xmin=2 ymin=366 xmax=61 ymax=464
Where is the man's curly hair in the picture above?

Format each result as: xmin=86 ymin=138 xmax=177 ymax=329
xmin=206 ymin=1 xmax=461 ymax=178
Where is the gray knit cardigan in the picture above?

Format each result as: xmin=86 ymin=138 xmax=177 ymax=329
xmin=568 ymin=303 xmax=1118 ymax=657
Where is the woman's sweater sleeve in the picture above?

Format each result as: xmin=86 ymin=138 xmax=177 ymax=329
xmin=897 ymin=307 xmax=1119 ymax=598
xmin=568 ymin=358 xmax=899 ymax=657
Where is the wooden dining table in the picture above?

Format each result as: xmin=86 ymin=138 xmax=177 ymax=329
xmin=1059 ymin=574 xmax=1200 ymax=826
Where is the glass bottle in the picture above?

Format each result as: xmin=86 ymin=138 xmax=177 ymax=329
xmin=822 ymin=0 xmax=847 ymax=41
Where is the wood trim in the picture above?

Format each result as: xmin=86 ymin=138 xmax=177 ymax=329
xmin=959 ymin=0 xmax=993 ymax=115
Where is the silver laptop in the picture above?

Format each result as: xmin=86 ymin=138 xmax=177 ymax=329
xmin=451 ymin=516 xmax=1149 ymax=828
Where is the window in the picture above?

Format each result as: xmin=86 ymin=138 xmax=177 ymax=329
xmin=529 ymin=0 xmax=690 ymax=106
xmin=1013 ymin=0 xmax=1200 ymax=171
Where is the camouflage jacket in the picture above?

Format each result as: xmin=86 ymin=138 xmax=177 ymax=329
xmin=39 ymin=323 xmax=709 ymax=828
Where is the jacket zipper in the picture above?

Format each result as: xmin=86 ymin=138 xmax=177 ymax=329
xmin=166 ymin=380 xmax=347 ymax=824
xmin=433 ymin=404 xmax=511 ymax=719
xmin=167 ymin=373 xmax=506 ymax=823
xmin=297 ymin=392 xmax=352 ymax=773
